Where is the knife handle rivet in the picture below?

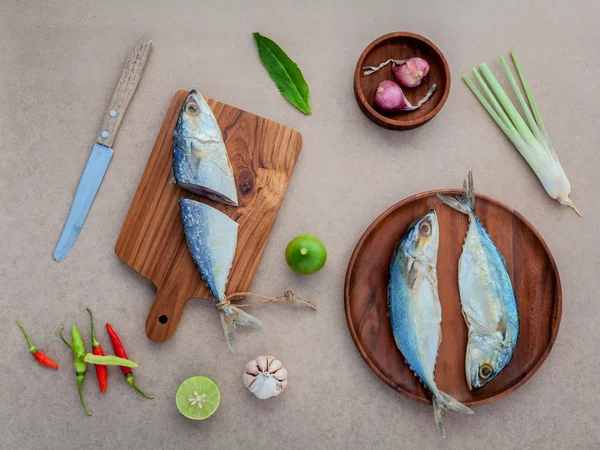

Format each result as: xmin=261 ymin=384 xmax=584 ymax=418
xmin=109 ymin=109 xmax=117 ymax=117
xmin=101 ymin=131 xmax=109 ymax=138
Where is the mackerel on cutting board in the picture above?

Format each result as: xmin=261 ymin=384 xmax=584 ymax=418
xmin=115 ymin=90 xmax=302 ymax=343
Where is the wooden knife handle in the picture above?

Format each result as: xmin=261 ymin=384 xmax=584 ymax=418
xmin=96 ymin=40 xmax=152 ymax=148
xmin=145 ymin=279 xmax=190 ymax=343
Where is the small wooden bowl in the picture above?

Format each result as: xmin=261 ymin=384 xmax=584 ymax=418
xmin=354 ymin=32 xmax=451 ymax=130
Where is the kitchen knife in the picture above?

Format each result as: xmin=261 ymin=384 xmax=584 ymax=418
xmin=53 ymin=40 xmax=152 ymax=262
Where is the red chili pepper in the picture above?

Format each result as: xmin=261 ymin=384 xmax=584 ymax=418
xmin=16 ymin=319 xmax=59 ymax=369
xmin=106 ymin=323 xmax=154 ymax=399
xmin=86 ymin=309 xmax=107 ymax=393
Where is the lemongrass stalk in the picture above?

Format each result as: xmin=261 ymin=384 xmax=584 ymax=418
xmin=479 ymin=63 xmax=543 ymax=154
xmin=510 ymin=51 xmax=547 ymax=134
xmin=462 ymin=75 xmax=509 ymax=135
xmin=463 ymin=53 xmax=580 ymax=216
xmin=471 ymin=68 xmax=519 ymax=139
xmin=498 ymin=55 xmax=542 ymax=142
xmin=464 ymin=71 xmax=545 ymax=175
xmin=510 ymin=51 xmax=559 ymax=162
xmin=463 ymin=74 xmax=524 ymax=153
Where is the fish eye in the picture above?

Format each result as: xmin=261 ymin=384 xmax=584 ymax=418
xmin=419 ymin=222 xmax=431 ymax=236
xmin=479 ymin=364 xmax=493 ymax=379
xmin=186 ymin=102 xmax=200 ymax=115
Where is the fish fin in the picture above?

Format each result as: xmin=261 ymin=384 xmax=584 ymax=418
xmin=425 ymin=266 xmax=438 ymax=289
xmin=437 ymin=391 xmax=474 ymax=415
xmin=437 ymin=171 xmax=477 ymax=215
xmin=407 ymin=259 xmax=417 ymax=289
xmin=432 ymin=390 xmax=474 ymax=438
xmin=498 ymin=314 xmax=507 ymax=340
xmin=220 ymin=306 xmax=263 ymax=352
xmin=461 ymin=308 xmax=471 ymax=328
xmin=464 ymin=170 xmax=476 ymax=210
xmin=436 ymin=193 xmax=470 ymax=215
xmin=432 ymin=395 xmax=447 ymax=439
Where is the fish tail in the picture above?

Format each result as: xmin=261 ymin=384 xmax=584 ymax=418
xmin=432 ymin=396 xmax=447 ymax=439
xmin=437 ymin=170 xmax=476 ymax=214
xmin=432 ymin=391 xmax=474 ymax=439
xmin=219 ymin=306 xmax=263 ymax=352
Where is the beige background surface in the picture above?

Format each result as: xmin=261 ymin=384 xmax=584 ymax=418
xmin=1 ymin=0 xmax=599 ymax=448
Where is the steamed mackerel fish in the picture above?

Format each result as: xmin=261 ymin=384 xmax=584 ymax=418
xmin=438 ymin=172 xmax=519 ymax=390
xmin=173 ymin=90 xmax=238 ymax=206
xmin=179 ymin=199 xmax=261 ymax=351
xmin=388 ymin=210 xmax=473 ymax=438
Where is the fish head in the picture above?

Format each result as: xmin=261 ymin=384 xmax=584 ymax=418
xmin=403 ymin=210 xmax=439 ymax=264
xmin=466 ymin=331 xmax=513 ymax=390
xmin=174 ymin=90 xmax=221 ymax=147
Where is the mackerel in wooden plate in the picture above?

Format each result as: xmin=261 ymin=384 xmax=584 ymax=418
xmin=344 ymin=190 xmax=561 ymax=406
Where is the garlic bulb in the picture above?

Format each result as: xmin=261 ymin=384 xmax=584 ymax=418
xmin=243 ymin=355 xmax=288 ymax=399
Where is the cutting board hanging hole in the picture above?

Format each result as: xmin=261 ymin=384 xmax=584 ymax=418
xmin=158 ymin=315 xmax=168 ymax=324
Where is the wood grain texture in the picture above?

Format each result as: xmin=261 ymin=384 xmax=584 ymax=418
xmin=354 ymin=32 xmax=450 ymax=130
xmin=344 ymin=191 xmax=561 ymax=407
xmin=96 ymin=40 xmax=152 ymax=147
xmin=115 ymin=90 xmax=302 ymax=343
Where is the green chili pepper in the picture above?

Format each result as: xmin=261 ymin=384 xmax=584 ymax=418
xmin=83 ymin=353 xmax=138 ymax=368
xmin=60 ymin=325 xmax=91 ymax=416
xmin=60 ymin=324 xmax=139 ymax=416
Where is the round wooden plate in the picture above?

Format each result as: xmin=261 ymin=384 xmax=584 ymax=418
xmin=344 ymin=190 xmax=562 ymax=407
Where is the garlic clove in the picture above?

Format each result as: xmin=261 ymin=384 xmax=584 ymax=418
xmin=269 ymin=359 xmax=283 ymax=372
xmin=272 ymin=366 xmax=288 ymax=382
xmin=243 ymin=372 xmax=256 ymax=387
xmin=266 ymin=355 xmax=277 ymax=370
xmin=245 ymin=360 xmax=260 ymax=375
xmin=256 ymin=355 xmax=268 ymax=372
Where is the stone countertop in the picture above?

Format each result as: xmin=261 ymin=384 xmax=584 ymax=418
xmin=1 ymin=0 xmax=598 ymax=448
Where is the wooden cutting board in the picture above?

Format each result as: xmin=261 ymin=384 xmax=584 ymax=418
xmin=115 ymin=90 xmax=302 ymax=343
xmin=345 ymin=191 xmax=561 ymax=406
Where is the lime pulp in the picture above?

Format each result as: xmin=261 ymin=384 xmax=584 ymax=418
xmin=176 ymin=376 xmax=221 ymax=420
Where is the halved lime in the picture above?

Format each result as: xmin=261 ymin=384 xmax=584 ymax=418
xmin=176 ymin=376 xmax=221 ymax=420
xmin=285 ymin=234 xmax=327 ymax=274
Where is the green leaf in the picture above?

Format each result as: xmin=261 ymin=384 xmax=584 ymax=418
xmin=253 ymin=32 xmax=311 ymax=115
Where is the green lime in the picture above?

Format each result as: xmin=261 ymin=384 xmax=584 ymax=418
xmin=176 ymin=376 xmax=221 ymax=420
xmin=285 ymin=234 xmax=327 ymax=274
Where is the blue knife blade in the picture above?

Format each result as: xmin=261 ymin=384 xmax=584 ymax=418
xmin=53 ymin=40 xmax=152 ymax=262
xmin=53 ymin=143 xmax=113 ymax=261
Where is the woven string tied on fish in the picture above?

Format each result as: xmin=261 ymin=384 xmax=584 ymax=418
xmin=215 ymin=291 xmax=317 ymax=312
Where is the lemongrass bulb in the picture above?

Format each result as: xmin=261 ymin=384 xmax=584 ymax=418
xmin=243 ymin=355 xmax=288 ymax=400
xmin=533 ymin=158 xmax=579 ymax=213
xmin=392 ymin=58 xmax=430 ymax=88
